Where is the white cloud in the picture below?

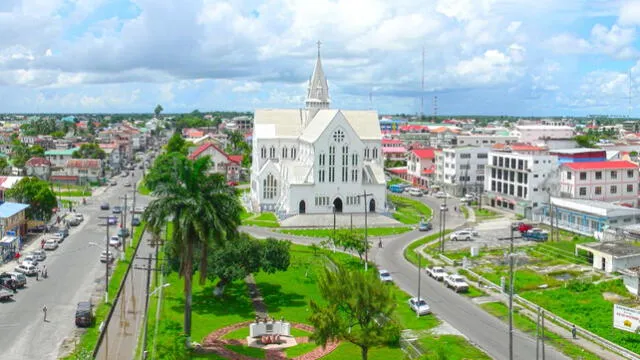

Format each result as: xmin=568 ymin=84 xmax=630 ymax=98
xmin=507 ymin=21 xmax=521 ymax=33
xmin=618 ymin=1 xmax=640 ymax=26
xmin=547 ymin=24 xmax=636 ymax=59
xmin=232 ymin=81 xmax=262 ymax=93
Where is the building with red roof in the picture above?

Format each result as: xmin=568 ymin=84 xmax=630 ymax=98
xmin=406 ymin=147 xmax=437 ymax=188
xmin=188 ymin=143 xmax=243 ymax=182
xmin=560 ymin=161 xmax=639 ymax=207
xmin=25 ymin=157 xmax=52 ymax=180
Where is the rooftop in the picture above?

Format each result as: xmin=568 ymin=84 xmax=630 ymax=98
xmin=551 ymin=197 xmax=640 ymax=218
xmin=411 ymin=148 xmax=435 ymax=159
xmin=45 ymin=148 xmax=79 ymax=156
xmin=0 ymin=202 xmax=29 ymax=218
xmin=562 ymin=161 xmax=638 ymax=171
xmin=550 ymin=148 xmax=606 ymax=155
xmin=577 ymin=242 xmax=640 ymax=258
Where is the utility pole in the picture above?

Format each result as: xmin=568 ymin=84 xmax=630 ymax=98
xmin=118 ymin=194 xmax=128 ymax=256
xmin=356 ymin=191 xmax=373 ymax=271
xmin=131 ymin=183 xmax=137 ymax=248
xmin=135 ymin=253 xmax=161 ymax=360
xmin=440 ymin=196 xmax=448 ymax=253
xmin=536 ymin=307 xmax=541 ymax=360
xmin=541 ymin=310 xmax=546 ymax=360
xmin=417 ymin=250 xmax=422 ymax=317
xmin=98 ymin=216 xmax=112 ymax=303
xmin=508 ymin=226 xmax=515 ymax=360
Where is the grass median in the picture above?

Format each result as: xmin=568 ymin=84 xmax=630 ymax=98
xmin=62 ymin=223 xmax=146 ymax=359
xmin=278 ymin=226 xmax=411 ymax=238
xmin=404 ymin=230 xmax=452 ymax=268
xmin=388 ymin=195 xmax=432 ymax=224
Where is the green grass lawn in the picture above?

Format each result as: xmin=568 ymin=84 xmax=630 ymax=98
xmin=278 ymin=226 xmax=411 ymax=238
xmin=137 ymin=181 xmax=151 ymax=195
xmin=480 ymin=302 xmax=601 ymax=360
xmin=404 ymin=231 xmax=452 ymax=268
xmin=521 ymin=280 xmax=640 ymax=354
xmin=55 ymin=190 xmax=92 ymax=197
xmin=418 ymin=334 xmax=491 ymax=359
xmin=388 ymin=195 xmax=432 ymax=224
xmin=62 ymin=224 xmax=147 ymax=359
xmin=460 ymin=205 xmax=469 ymax=219
xmin=473 ymin=208 xmax=500 ymax=220
xmin=476 ymin=267 xmax=563 ymax=293
xmin=242 ymin=212 xmax=280 ymax=228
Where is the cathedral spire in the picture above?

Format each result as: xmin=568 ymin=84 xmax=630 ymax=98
xmin=305 ymin=41 xmax=330 ymax=112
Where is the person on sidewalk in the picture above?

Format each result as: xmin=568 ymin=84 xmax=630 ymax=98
xmin=572 ymin=324 xmax=577 ymax=339
xmin=378 ymin=238 xmax=383 ymax=248
xmin=42 ymin=305 xmax=47 ymax=321
xmin=35 ymin=270 xmax=39 ymax=281
xmin=41 ymin=239 xmax=45 ymax=249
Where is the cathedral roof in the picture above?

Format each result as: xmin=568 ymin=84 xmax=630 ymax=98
xmin=306 ymin=45 xmax=330 ymax=104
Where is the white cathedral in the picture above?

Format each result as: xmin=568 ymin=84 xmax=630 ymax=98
xmin=250 ymin=45 xmax=387 ymax=216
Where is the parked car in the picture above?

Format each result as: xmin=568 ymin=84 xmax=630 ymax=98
xmin=112 ymin=206 xmax=122 ymax=214
xmin=57 ymin=228 xmax=69 ymax=238
xmin=100 ymin=202 xmax=110 ymax=210
xmin=50 ymin=233 xmax=64 ymax=243
xmin=31 ymin=250 xmax=47 ymax=261
xmin=0 ymin=272 xmax=26 ymax=288
xmin=110 ymin=181 xmax=118 ymax=186
xmin=426 ymin=266 xmax=447 ymax=281
xmin=107 ymin=216 xmax=118 ymax=225
xmin=522 ymin=228 xmax=549 ymax=242
xmin=131 ymin=206 xmax=145 ymax=214
xmin=15 ymin=264 xmax=38 ymax=276
xmin=44 ymin=239 xmax=59 ymax=250
xmin=118 ymin=228 xmax=130 ymax=238
xmin=124 ymin=182 xmax=132 ymax=187
xmin=435 ymin=191 xmax=447 ymax=198
xmin=22 ymin=255 xmax=39 ymax=266
xmin=131 ymin=217 xmax=141 ymax=226
xmin=450 ymin=230 xmax=475 ymax=241
xmin=75 ymin=301 xmax=94 ymax=327
xmin=100 ymin=250 xmax=115 ymax=263
xmin=408 ymin=188 xmax=423 ymax=197
xmin=74 ymin=213 xmax=84 ymax=221
xmin=378 ymin=269 xmax=393 ymax=283
xmin=227 ymin=181 xmax=238 ymax=187
xmin=388 ymin=184 xmax=405 ymax=193
xmin=109 ymin=236 xmax=122 ymax=247
xmin=418 ymin=222 xmax=432 ymax=231
xmin=444 ymin=274 xmax=470 ymax=293
xmin=67 ymin=217 xmax=81 ymax=226
xmin=408 ymin=297 xmax=431 ymax=316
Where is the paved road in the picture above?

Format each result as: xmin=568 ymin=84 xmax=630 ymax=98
xmin=0 ymin=169 xmax=150 ymax=359
xmin=244 ymin=193 xmax=568 ymax=360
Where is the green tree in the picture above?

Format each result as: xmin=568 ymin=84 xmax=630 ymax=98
xmin=309 ymin=263 xmax=400 ymax=360
xmin=144 ymin=152 xmax=188 ymax=193
xmin=50 ymin=130 xmax=65 ymax=139
xmin=0 ymin=157 xmax=8 ymax=174
xmin=5 ymin=177 xmax=57 ymax=220
xmin=72 ymin=143 xmax=106 ymax=159
xmin=30 ymin=145 xmax=45 ymax=158
xmin=334 ymin=230 xmax=371 ymax=261
xmin=142 ymin=157 xmax=243 ymax=347
xmin=574 ymin=135 xmax=595 ymax=148
xmin=206 ymin=234 xmax=290 ymax=296
xmin=166 ymin=132 xmax=188 ymax=155
xmin=154 ymin=104 xmax=164 ymax=118
xmin=10 ymin=140 xmax=31 ymax=168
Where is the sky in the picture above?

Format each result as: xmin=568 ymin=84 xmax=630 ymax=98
xmin=4 ymin=0 xmax=640 ymax=116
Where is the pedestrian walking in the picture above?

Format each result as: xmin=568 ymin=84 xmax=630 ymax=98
xmin=572 ymin=324 xmax=577 ymax=339
xmin=35 ymin=270 xmax=39 ymax=281
xmin=42 ymin=265 xmax=47 ymax=279
xmin=41 ymin=239 xmax=45 ymax=249
xmin=378 ymin=238 xmax=383 ymax=248
xmin=42 ymin=305 xmax=47 ymax=321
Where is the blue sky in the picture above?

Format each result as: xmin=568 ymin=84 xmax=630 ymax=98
xmin=4 ymin=0 xmax=640 ymax=116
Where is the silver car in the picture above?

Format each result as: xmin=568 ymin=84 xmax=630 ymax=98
xmin=408 ymin=297 xmax=431 ymax=316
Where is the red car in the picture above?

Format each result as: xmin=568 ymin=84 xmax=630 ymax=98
xmin=227 ymin=181 xmax=238 ymax=187
xmin=511 ymin=222 xmax=533 ymax=233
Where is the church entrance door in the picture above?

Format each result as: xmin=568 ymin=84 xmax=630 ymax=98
xmin=299 ymin=200 xmax=306 ymax=214
xmin=333 ymin=198 xmax=343 ymax=213
xmin=369 ymin=199 xmax=376 ymax=212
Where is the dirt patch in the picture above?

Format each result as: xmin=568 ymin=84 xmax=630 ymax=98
xmin=603 ymin=292 xmax=626 ymax=303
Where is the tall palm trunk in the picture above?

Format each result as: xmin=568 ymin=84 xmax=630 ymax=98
xmin=184 ymin=239 xmax=194 ymax=346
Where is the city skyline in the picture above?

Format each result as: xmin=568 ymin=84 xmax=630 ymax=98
xmin=2 ymin=0 xmax=640 ymax=116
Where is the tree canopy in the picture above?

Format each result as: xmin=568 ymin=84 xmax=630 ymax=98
xmin=5 ymin=177 xmax=57 ymax=220
xmin=72 ymin=143 xmax=106 ymax=159
xmin=206 ymin=234 xmax=291 ymax=296
xmin=144 ymin=152 xmax=188 ymax=192
xmin=309 ymin=263 xmax=400 ymax=360
xmin=10 ymin=141 xmax=44 ymax=168
xmin=154 ymin=104 xmax=164 ymax=118
xmin=165 ymin=132 xmax=190 ymax=155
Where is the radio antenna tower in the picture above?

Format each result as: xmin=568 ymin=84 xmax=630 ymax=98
xmin=433 ymin=95 xmax=438 ymax=119
xmin=629 ymin=70 xmax=633 ymax=118
xmin=420 ymin=46 xmax=425 ymax=121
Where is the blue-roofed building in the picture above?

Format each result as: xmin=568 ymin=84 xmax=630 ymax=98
xmin=0 ymin=202 xmax=29 ymax=257
xmin=61 ymin=116 xmax=76 ymax=123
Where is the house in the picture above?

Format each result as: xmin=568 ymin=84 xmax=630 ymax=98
xmin=576 ymin=242 xmax=640 ymax=273
xmin=549 ymin=148 xmax=607 ymax=164
xmin=250 ymin=46 xmax=386 ymax=215
xmin=559 ymin=161 xmax=639 ymax=207
xmin=436 ymin=147 xmax=489 ymax=197
xmin=514 ymin=125 xmax=574 ymax=143
xmin=188 ymin=143 xmax=242 ymax=182
xmin=533 ymin=197 xmax=640 ymax=236
xmin=25 ymin=157 xmax=52 ymax=180
xmin=455 ymin=134 xmax=518 ymax=147
xmin=0 ymin=177 xmax=24 ymax=202
xmin=99 ymin=143 xmax=121 ymax=172
xmin=406 ymin=148 xmax=436 ymax=189
xmin=428 ymin=127 xmax=460 ymax=148
xmin=381 ymin=139 xmax=407 ymax=161
xmin=45 ymin=148 xmax=79 ymax=168
xmin=225 ymin=116 xmax=253 ymax=132
xmin=0 ymin=202 xmax=29 ymax=259
xmin=62 ymin=159 xmax=103 ymax=184
xmin=484 ymin=146 xmax=557 ymax=218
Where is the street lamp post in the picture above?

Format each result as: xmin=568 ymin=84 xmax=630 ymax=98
xmin=439 ymin=196 xmax=448 ymax=253
xmin=97 ymin=217 xmax=112 ymax=303
xmin=416 ymin=250 xmax=422 ymax=317
xmin=356 ymin=191 xmax=373 ymax=271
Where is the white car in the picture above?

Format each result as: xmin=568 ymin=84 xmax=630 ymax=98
xmin=109 ymin=236 xmax=122 ymax=247
xmin=450 ymin=230 xmax=475 ymax=241
xmin=15 ymin=263 xmax=38 ymax=276
xmin=50 ymin=233 xmax=64 ymax=243
xmin=378 ymin=269 xmax=393 ymax=283
xmin=31 ymin=250 xmax=47 ymax=261
xmin=44 ymin=239 xmax=59 ymax=250
xmin=21 ymin=255 xmax=39 ymax=267
xmin=131 ymin=206 xmax=145 ymax=214
xmin=100 ymin=250 xmax=115 ymax=263
xmin=444 ymin=274 xmax=470 ymax=293
xmin=435 ymin=191 xmax=447 ymax=198
xmin=408 ymin=188 xmax=423 ymax=197
xmin=408 ymin=297 xmax=431 ymax=316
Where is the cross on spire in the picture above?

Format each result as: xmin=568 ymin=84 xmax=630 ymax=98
xmin=316 ymin=40 xmax=322 ymax=57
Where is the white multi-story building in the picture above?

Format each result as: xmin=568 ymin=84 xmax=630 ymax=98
xmin=559 ymin=161 xmax=639 ymax=207
xmin=436 ymin=147 xmax=489 ymax=197
xmin=485 ymin=148 xmax=557 ymax=218
xmin=514 ymin=125 xmax=574 ymax=143
xmin=455 ymin=134 xmax=518 ymax=147
xmin=250 ymin=47 xmax=386 ymax=216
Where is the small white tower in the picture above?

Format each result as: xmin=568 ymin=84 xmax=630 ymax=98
xmin=305 ymin=41 xmax=331 ymax=121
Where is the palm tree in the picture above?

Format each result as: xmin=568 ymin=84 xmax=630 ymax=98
xmin=142 ymin=156 xmax=242 ymax=346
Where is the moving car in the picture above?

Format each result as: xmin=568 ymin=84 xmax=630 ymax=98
xmin=522 ymin=228 xmax=549 ymax=242
xmin=435 ymin=191 xmax=447 ymax=198
xmin=450 ymin=230 xmax=475 ymax=241
xmin=378 ymin=269 xmax=393 ymax=283
xmin=14 ymin=264 xmax=38 ymax=276
xmin=44 ymin=239 xmax=59 ymax=250
xmin=75 ymin=301 xmax=94 ymax=327
xmin=131 ymin=206 xmax=145 ymax=214
xmin=408 ymin=188 xmax=423 ymax=197
xmin=418 ymin=222 xmax=432 ymax=231
xmin=109 ymin=236 xmax=122 ymax=247
xmin=444 ymin=274 xmax=470 ymax=293
xmin=112 ymin=206 xmax=122 ymax=214
xmin=408 ymin=297 xmax=431 ymax=316
xmin=118 ymin=228 xmax=130 ymax=238
xmin=124 ymin=182 xmax=132 ymax=187
xmin=100 ymin=250 xmax=115 ymax=263
xmin=107 ymin=216 xmax=118 ymax=225
xmin=100 ymin=202 xmax=110 ymax=210
xmin=131 ymin=217 xmax=141 ymax=226
xmin=110 ymin=181 xmax=118 ymax=186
